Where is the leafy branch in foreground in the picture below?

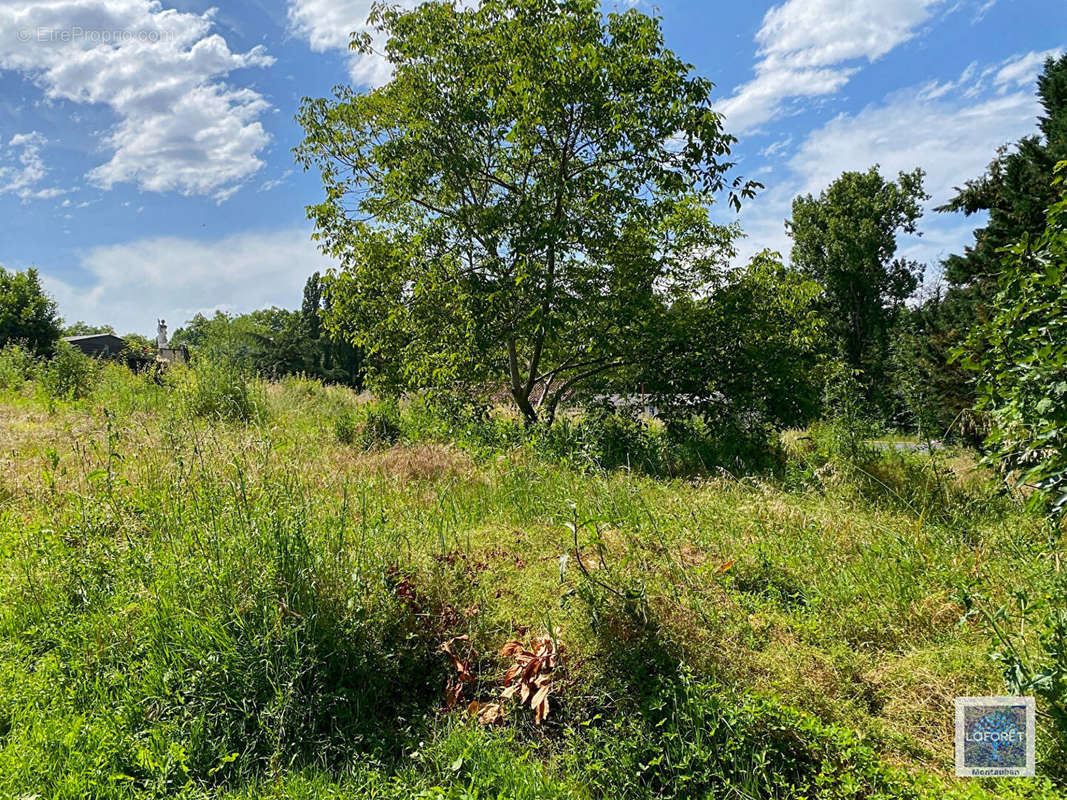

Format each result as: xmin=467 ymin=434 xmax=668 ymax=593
xmin=963 ymin=161 xmax=1067 ymax=520
xmin=295 ymin=0 xmax=757 ymax=423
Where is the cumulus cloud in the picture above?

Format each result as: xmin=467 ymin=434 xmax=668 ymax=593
xmin=39 ymin=227 xmax=334 ymax=333
xmin=0 ymin=0 xmax=275 ymax=201
xmin=732 ymin=51 xmax=1051 ymax=272
xmin=719 ymin=0 xmax=948 ymax=134
xmin=287 ymin=0 xmax=474 ymax=87
xmin=287 ymin=0 xmax=388 ymax=86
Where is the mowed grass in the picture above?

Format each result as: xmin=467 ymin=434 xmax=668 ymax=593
xmin=0 ymin=363 xmax=1063 ymax=799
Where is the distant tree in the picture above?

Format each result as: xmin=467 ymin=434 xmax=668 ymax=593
xmin=639 ymin=251 xmax=828 ymax=429
xmin=301 ymin=272 xmax=323 ymax=341
xmin=889 ymin=298 xmax=971 ymax=442
xmin=171 ymin=309 xmax=306 ymax=377
xmin=169 ymin=288 xmax=363 ymax=389
xmin=0 ymin=266 xmax=61 ymax=355
xmin=965 ymin=162 xmax=1067 ymax=519
xmin=938 ymin=53 xmax=1067 ymax=306
xmin=787 ymin=167 xmax=927 ymax=410
xmin=296 ymin=0 xmax=756 ymax=423
xmin=121 ymin=332 xmax=155 ymax=353
xmin=170 ymin=312 xmax=232 ymax=353
xmin=63 ymin=321 xmax=116 ymax=336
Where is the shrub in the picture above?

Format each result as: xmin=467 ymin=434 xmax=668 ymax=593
xmin=41 ymin=340 xmax=98 ymax=400
xmin=333 ymin=408 xmax=359 ymax=444
xmin=808 ymin=363 xmax=879 ymax=468
xmin=333 ymin=400 xmax=404 ymax=449
xmin=574 ymin=405 xmax=665 ymax=473
xmin=570 ymin=671 xmax=915 ymax=800
xmin=175 ymin=358 xmax=262 ymax=423
xmin=356 ymin=401 xmax=403 ymax=450
xmin=0 ymin=342 xmax=36 ymax=390
xmin=664 ymin=414 xmax=780 ymax=476
xmin=965 ymin=164 xmax=1067 ymax=519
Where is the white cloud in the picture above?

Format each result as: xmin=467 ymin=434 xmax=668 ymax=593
xmin=259 ymin=169 xmax=293 ymax=192
xmin=759 ymin=134 xmax=793 ymax=159
xmin=0 ymin=130 xmax=69 ymax=200
xmin=786 ymin=89 xmax=1037 ymax=204
xmin=0 ymin=1 xmax=275 ymax=201
xmin=287 ymin=0 xmax=474 ymax=87
xmin=39 ymin=227 xmax=333 ymax=333
xmin=973 ymin=0 xmax=997 ymax=23
xmin=993 ymin=47 xmax=1063 ymax=89
xmin=733 ymin=51 xmax=1049 ymax=272
xmin=719 ymin=0 xmax=946 ymax=134
xmin=287 ymin=0 xmax=397 ymax=86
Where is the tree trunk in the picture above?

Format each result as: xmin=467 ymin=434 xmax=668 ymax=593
xmin=507 ymin=338 xmax=539 ymax=425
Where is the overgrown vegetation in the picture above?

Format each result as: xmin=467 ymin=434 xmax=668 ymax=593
xmin=1 ymin=5 xmax=1065 ymax=800
xmin=964 ymin=161 xmax=1067 ymax=518
xmin=0 ymin=361 xmax=1064 ymax=798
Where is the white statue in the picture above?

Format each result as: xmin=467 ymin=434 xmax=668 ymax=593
xmin=157 ymin=319 xmax=169 ymax=349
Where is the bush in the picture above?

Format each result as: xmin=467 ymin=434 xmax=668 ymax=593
xmin=356 ymin=401 xmax=403 ymax=450
xmin=41 ymin=340 xmax=98 ymax=400
xmin=664 ymin=414 xmax=780 ymax=476
xmin=333 ymin=400 xmax=404 ymax=449
xmin=0 ymin=342 xmax=36 ymax=390
xmin=809 ymin=363 xmax=880 ymax=467
xmin=572 ymin=405 xmax=666 ymax=473
xmin=570 ymin=672 xmax=915 ymax=800
xmin=965 ymin=165 xmax=1067 ymax=519
xmin=175 ymin=358 xmax=262 ymax=423
xmin=333 ymin=408 xmax=359 ymax=444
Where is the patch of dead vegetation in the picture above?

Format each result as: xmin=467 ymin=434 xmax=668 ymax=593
xmin=907 ymin=591 xmax=966 ymax=635
xmin=372 ymin=443 xmax=474 ymax=481
xmin=323 ymin=441 xmax=475 ymax=483
xmin=863 ymin=650 xmax=978 ymax=772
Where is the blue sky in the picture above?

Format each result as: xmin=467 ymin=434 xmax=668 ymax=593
xmin=0 ymin=0 xmax=1063 ymax=334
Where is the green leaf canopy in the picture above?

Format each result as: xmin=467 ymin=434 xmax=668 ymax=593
xmin=296 ymin=0 xmax=756 ymax=422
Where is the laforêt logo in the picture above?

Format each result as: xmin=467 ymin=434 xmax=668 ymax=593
xmin=955 ymin=697 xmax=1035 ymax=777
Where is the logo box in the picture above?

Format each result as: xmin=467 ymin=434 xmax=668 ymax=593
xmin=955 ymin=696 xmax=1035 ymax=777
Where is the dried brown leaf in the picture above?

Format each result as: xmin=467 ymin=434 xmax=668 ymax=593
xmin=444 ymin=679 xmax=465 ymax=711
xmin=477 ymin=702 xmax=503 ymax=725
xmin=529 ymin=684 xmax=550 ymax=712
xmin=499 ymin=641 xmax=524 ymax=657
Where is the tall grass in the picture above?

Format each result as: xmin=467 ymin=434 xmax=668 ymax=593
xmin=170 ymin=358 xmax=264 ymax=423
xmin=0 ymin=363 xmax=1063 ymax=798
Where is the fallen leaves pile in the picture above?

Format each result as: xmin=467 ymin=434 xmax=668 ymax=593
xmin=499 ymin=635 xmax=560 ymax=725
xmin=439 ymin=633 xmax=562 ymax=725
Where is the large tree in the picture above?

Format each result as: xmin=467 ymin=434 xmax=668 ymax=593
xmin=938 ymin=53 xmax=1067 ymax=305
xmin=966 ymin=162 xmax=1067 ymax=519
xmin=295 ymin=0 xmax=755 ymax=423
xmin=0 ymin=266 xmax=61 ymax=355
xmin=912 ymin=55 xmax=1067 ymax=429
xmin=787 ymin=167 xmax=927 ymax=407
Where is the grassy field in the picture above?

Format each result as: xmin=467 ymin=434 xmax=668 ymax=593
xmin=0 ymin=362 xmax=1063 ymax=799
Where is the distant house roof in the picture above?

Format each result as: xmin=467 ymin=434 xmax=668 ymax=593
xmin=63 ymin=333 xmax=127 ymax=358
